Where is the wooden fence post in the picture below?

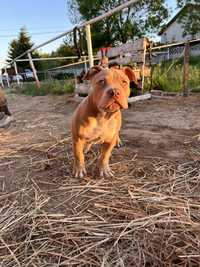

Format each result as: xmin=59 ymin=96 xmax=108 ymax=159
xmin=13 ymin=61 xmax=20 ymax=86
xmin=182 ymin=41 xmax=190 ymax=96
xmin=141 ymin=38 xmax=147 ymax=94
xmin=27 ymin=52 xmax=40 ymax=89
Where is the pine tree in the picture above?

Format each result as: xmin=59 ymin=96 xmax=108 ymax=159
xmin=7 ymin=27 xmax=34 ymax=70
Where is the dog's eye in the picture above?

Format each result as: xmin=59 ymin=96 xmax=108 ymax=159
xmin=98 ymin=79 xmax=105 ymax=85
xmin=122 ymin=80 xmax=128 ymax=85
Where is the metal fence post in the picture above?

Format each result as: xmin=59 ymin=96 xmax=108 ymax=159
xmin=182 ymin=41 xmax=190 ymax=97
xmin=85 ymin=24 xmax=94 ymax=68
xmin=13 ymin=61 xmax=20 ymax=86
xmin=27 ymin=52 xmax=40 ymax=88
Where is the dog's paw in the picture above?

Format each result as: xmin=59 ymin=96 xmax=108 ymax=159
xmin=0 ymin=116 xmax=14 ymax=128
xmin=73 ymin=166 xmax=87 ymax=178
xmin=116 ymin=139 xmax=124 ymax=148
xmin=99 ymin=165 xmax=114 ymax=177
xmin=116 ymin=137 xmax=124 ymax=148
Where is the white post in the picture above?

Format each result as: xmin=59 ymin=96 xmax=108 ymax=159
xmin=85 ymin=24 xmax=94 ymax=68
xmin=13 ymin=61 xmax=20 ymax=86
xmin=84 ymin=56 xmax=88 ymax=72
xmin=5 ymin=68 xmax=10 ymax=88
xmin=141 ymin=39 xmax=147 ymax=94
xmin=27 ymin=52 xmax=40 ymax=88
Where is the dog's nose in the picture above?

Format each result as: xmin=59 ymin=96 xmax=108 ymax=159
xmin=108 ymin=89 xmax=120 ymax=97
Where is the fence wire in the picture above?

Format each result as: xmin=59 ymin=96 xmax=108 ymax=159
xmin=149 ymin=42 xmax=200 ymax=93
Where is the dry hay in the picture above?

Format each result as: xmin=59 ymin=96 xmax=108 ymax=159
xmin=0 ymin=135 xmax=200 ymax=267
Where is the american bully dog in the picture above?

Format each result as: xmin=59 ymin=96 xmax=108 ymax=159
xmin=0 ymin=87 xmax=12 ymax=128
xmin=71 ymin=66 xmax=134 ymax=178
xmin=0 ymin=88 xmax=11 ymax=117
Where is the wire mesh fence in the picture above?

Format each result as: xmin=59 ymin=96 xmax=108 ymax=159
xmin=2 ymin=45 xmax=200 ymax=97
xmin=148 ymin=41 xmax=200 ymax=93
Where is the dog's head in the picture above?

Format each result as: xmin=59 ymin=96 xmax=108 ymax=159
xmin=84 ymin=66 xmax=135 ymax=113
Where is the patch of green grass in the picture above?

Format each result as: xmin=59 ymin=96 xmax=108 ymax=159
xmin=148 ymin=56 xmax=200 ymax=92
xmin=19 ymin=79 xmax=75 ymax=96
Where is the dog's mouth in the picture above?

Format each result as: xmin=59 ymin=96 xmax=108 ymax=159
xmin=104 ymin=100 xmax=122 ymax=112
xmin=98 ymin=94 xmax=128 ymax=113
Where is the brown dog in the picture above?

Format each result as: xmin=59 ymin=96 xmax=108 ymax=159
xmin=0 ymin=88 xmax=11 ymax=117
xmin=71 ymin=66 xmax=133 ymax=178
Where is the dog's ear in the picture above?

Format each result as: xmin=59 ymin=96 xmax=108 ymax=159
xmin=122 ymin=67 xmax=137 ymax=82
xmin=83 ymin=66 xmax=103 ymax=80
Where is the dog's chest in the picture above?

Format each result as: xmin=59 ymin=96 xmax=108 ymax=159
xmin=83 ymin=116 xmax=117 ymax=143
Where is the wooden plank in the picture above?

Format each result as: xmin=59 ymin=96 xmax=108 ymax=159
xmin=152 ymin=95 xmax=174 ymax=100
xmin=97 ymin=38 xmax=148 ymax=59
xmin=128 ymin=93 xmax=151 ymax=103
xmin=108 ymin=52 xmax=144 ymax=65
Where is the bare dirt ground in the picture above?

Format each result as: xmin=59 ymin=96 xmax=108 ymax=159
xmin=1 ymin=93 xmax=200 ymax=266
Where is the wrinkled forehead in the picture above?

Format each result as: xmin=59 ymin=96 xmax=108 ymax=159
xmin=93 ymin=68 xmax=129 ymax=82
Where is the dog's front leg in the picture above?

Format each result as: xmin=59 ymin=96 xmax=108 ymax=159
xmin=73 ymin=138 xmax=86 ymax=178
xmin=99 ymin=136 xmax=117 ymax=177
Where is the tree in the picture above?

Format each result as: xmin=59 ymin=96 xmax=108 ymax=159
xmin=176 ymin=1 xmax=200 ymax=37
xmin=51 ymin=41 xmax=77 ymax=65
xmin=35 ymin=41 xmax=78 ymax=75
xmin=66 ymin=0 xmax=170 ymax=49
xmin=52 ymin=41 xmax=76 ymax=57
xmin=7 ymin=27 xmax=39 ymax=70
